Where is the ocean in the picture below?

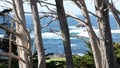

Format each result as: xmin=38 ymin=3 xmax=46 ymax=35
xmin=0 ymin=15 xmax=120 ymax=55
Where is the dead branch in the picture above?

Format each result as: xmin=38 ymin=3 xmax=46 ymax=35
xmin=39 ymin=11 xmax=57 ymax=15
xmin=88 ymin=10 xmax=103 ymax=20
xmin=39 ymin=1 xmax=56 ymax=6
xmin=66 ymin=12 xmax=86 ymax=25
xmin=42 ymin=18 xmax=57 ymax=28
xmin=8 ymin=21 xmax=13 ymax=68
xmin=111 ymin=10 xmax=120 ymax=29
xmin=0 ymin=52 xmax=25 ymax=63
xmin=29 ymin=14 xmax=58 ymax=32
xmin=8 ymin=34 xmax=12 ymax=68
xmin=38 ymin=1 xmax=56 ymax=12
xmin=0 ymin=24 xmax=20 ymax=37
xmin=2 ymin=1 xmax=13 ymax=5
xmin=12 ymin=0 xmax=27 ymax=31
xmin=12 ymin=0 xmax=31 ymax=43
xmin=49 ymin=28 xmax=62 ymax=36
xmin=105 ymin=1 xmax=120 ymax=15
xmin=0 ymin=1 xmax=12 ymax=9
xmin=104 ymin=1 xmax=120 ymax=28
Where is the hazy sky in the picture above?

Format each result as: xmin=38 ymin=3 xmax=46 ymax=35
xmin=0 ymin=0 xmax=120 ymax=15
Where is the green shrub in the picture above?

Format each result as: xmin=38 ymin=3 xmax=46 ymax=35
xmin=0 ymin=63 xmax=8 ymax=68
xmin=46 ymin=61 xmax=65 ymax=68
xmin=73 ymin=54 xmax=95 ymax=68
xmin=46 ymin=57 xmax=66 ymax=68
xmin=73 ymin=42 xmax=120 ymax=68
xmin=0 ymin=59 xmax=18 ymax=68
xmin=114 ymin=43 xmax=120 ymax=65
xmin=0 ymin=42 xmax=120 ymax=68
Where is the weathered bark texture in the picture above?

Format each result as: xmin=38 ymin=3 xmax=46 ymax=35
xmin=75 ymin=0 xmax=102 ymax=68
xmin=73 ymin=0 xmax=118 ymax=68
xmin=12 ymin=0 xmax=32 ymax=68
xmin=105 ymin=1 xmax=120 ymax=29
xmin=95 ymin=0 xmax=117 ymax=68
xmin=55 ymin=0 xmax=74 ymax=68
xmin=30 ymin=0 xmax=46 ymax=68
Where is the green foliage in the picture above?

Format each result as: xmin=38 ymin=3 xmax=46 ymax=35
xmin=46 ymin=61 xmax=66 ymax=68
xmin=114 ymin=43 xmax=120 ymax=65
xmin=0 ymin=63 xmax=8 ymax=68
xmin=72 ymin=42 xmax=120 ymax=68
xmin=46 ymin=57 xmax=66 ymax=68
xmin=0 ymin=59 xmax=18 ymax=68
xmin=114 ymin=43 xmax=120 ymax=58
xmin=46 ymin=57 xmax=65 ymax=62
xmin=73 ymin=54 xmax=95 ymax=68
xmin=72 ymin=41 xmax=95 ymax=68
xmin=0 ymin=42 xmax=120 ymax=68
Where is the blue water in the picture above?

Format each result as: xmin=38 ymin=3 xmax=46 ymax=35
xmin=0 ymin=15 xmax=120 ymax=55
xmin=25 ymin=14 xmax=120 ymax=55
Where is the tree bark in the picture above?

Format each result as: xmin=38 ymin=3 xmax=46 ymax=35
xmin=76 ymin=0 xmax=102 ymax=68
xmin=105 ymin=1 xmax=120 ymax=29
xmin=95 ymin=0 xmax=117 ymax=68
xmin=73 ymin=0 xmax=118 ymax=68
xmin=12 ymin=0 xmax=32 ymax=68
xmin=30 ymin=0 xmax=46 ymax=68
xmin=55 ymin=0 xmax=74 ymax=68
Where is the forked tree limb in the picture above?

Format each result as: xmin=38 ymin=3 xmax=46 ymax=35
xmin=0 ymin=52 xmax=25 ymax=63
xmin=0 ymin=24 xmax=20 ymax=37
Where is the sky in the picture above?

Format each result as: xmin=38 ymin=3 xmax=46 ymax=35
xmin=0 ymin=0 xmax=120 ymax=15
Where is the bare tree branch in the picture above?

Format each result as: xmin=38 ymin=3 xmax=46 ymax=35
xmin=0 ymin=24 xmax=20 ymax=37
xmin=42 ymin=18 xmax=57 ymax=28
xmin=39 ymin=1 xmax=56 ymax=6
xmin=104 ymin=1 xmax=120 ymax=28
xmin=66 ymin=12 xmax=86 ymax=25
xmin=0 ymin=52 xmax=25 ymax=63
xmin=0 ymin=1 xmax=12 ymax=8
xmin=105 ymin=1 xmax=120 ymax=15
xmin=88 ymin=10 xmax=103 ymax=20
xmin=8 ymin=21 xmax=13 ymax=68
xmin=38 ymin=1 xmax=56 ymax=12
xmin=2 ymin=1 xmax=13 ymax=5
xmin=39 ymin=11 xmax=57 ymax=15
xmin=49 ymin=28 xmax=62 ymax=36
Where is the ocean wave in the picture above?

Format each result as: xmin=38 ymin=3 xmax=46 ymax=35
xmin=30 ymin=32 xmax=61 ymax=39
xmin=71 ymin=44 xmax=77 ymax=47
xmin=69 ymin=26 xmax=120 ymax=38
xmin=0 ymin=34 xmax=4 ymax=38
xmin=30 ymin=26 xmax=120 ymax=40
xmin=0 ymin=26 xmax=119 ymax=40
xmin=111 ymin=30 xmax=120 ymax=33
xmin=42 ymin=32 xmax=61 ymax=39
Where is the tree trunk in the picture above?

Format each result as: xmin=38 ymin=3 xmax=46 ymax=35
xmin=76 ymin=0 xmax=102 ymax=68
xmin=95 ymin=0 xmax=117 ymax=68
xmin=73 ymin=0 xmax=118 ymax=68
xmin=30 ymin=0 xmax=46 ymax=68
xmin=55 ymin=0 xmax=74 ymax=68
xmin=12 ymin=0 xmax=32 ymax=68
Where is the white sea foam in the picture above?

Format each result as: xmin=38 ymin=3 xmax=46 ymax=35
xmin=69 ymin=26 xmax=89 ymax=38
xmin=0 ymin=26 xmax=119 ymax=40
xmin=29 ymin=26 xmax=120 ymax=40
xmin=71 ymin=44 xmax=77 ymax=47
xmin=72 ymin=53 xmax=85 ymax=56
xmin=69 ymin=26 xmax=120 ymax=38
xmin=0 ymin=34 xmax=4 ymax=38
xmin=30 ymin=32 xmax=61 ymax=39
xmin=42 ymin=32 xmax=61 ymax=39
xmin=111 ymin=30 xmax=120 ymax=33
